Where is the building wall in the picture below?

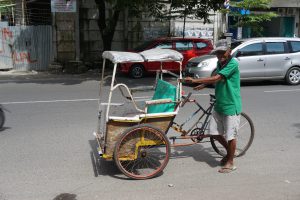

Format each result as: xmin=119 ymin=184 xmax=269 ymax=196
xmin=79 ymin=0 xmax=101 ymax=62
xmin=271 ymin=7 xmax=300 ymax=37
xmin=53 ymin=13 xmax=77 ymax=63
xmin=77 ymin=1 xmax=222 ymax=64
xmin=0 ymin=23 xmax=52 ymax=71
xmin=271 ymin=0 xmax=300 ymax=8
xmin=54 ymin=1 xmax=300 ymax=66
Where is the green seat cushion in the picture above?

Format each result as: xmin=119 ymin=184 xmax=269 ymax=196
xmin=147 ymin=79 xmax=177 ymax=114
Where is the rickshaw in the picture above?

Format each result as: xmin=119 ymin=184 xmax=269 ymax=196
xmin=94 ymin=49 xmax=254 ymax=180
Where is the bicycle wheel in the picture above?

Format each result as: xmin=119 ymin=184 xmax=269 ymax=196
xmin=210 ymin=112 xmax=254 ymax=157
xmin=114 ymin=124 xmax=170 ymax=180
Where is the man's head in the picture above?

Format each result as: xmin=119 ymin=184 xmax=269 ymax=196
xmin=211 ymin=46 xmax=231 ymax=63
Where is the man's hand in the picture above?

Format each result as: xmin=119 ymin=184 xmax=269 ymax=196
xmin=182 ymin=77 xmax=194 ymax=83
xmin=193 ymin=84 xmax=206 ymax=90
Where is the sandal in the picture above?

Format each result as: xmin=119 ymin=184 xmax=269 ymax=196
xmin=218 ymin=165 xmax=237 ymax=173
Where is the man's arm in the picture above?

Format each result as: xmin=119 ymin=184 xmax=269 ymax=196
xmin=192 ymin=74 xmax=223 ymax=84
xmin=182 ymin=74 xmax=223 ymax=90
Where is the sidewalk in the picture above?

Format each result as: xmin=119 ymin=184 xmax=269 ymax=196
xmin=0 ymin=69 xmax=102 ymax=82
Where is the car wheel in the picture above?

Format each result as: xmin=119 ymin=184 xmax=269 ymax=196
xmin=285 ymin=67 xmax=300 ymax=85
xmin=130 ymin=64 xmax=145 ymax=79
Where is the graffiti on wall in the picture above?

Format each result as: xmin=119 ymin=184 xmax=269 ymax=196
xmin=143 ymin=27 xmax=169 ymax=41
xmin=0 ymin=26 xmax=38 ymax=69
xmin=174 ymin=27 xmax=214 ymax=39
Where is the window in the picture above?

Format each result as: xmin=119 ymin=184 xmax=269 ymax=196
xmin=154 ymin=42 xmax=172 ymax=49
xmin=238 ymin=43 xmax=263 ymax=57
xmin=266 ymin=42 xmax=285 ymax=54
xmin=175 ymin=41 xmax=193 ymax=51
xmin=196 ymin=42 xmax=207 ymax=49
xmin=290 ymin=41 xmax=300 ymax=53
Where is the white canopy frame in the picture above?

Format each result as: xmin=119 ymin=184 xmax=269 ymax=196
xmin=96 ymin=49 xmax=184 ymax=136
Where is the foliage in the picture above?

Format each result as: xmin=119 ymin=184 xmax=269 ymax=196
xmin=148 ymin=0 xmax=225 ymax=23
xmin=0 ymin=0 xmax=15 ymax=13
xmin=225 ymin=0 xmax=277 ymax=37
xmin=94 ymin=0 xmax=225 ymax=50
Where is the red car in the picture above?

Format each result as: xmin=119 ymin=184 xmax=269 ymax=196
xmin=120 ymin=37 xmax=213 ymax=78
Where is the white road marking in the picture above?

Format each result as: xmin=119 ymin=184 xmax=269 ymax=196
xmin=191 ymin=93 xmax=210 ymax=96
xmin=0 ymin=97 xmax=151 ymax=105
xmin=0 ymin=93 xmax=209 ymax=105
xmin=1 ymin=99 xmax=99 ymax=105
xmin=264 ymin=89 xmax=300 ymax=93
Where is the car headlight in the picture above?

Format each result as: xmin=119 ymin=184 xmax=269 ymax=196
xmin=197 ymin=61 xmax=209 ymax=68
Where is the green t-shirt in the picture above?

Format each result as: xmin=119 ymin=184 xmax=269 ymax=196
xmin=214 ymin=58 xmax=242 ymax=115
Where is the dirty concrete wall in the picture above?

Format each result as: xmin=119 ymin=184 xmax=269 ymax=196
xmin=54 ymin=0 xmax=211 ymax=64
xmin=78 ymin=0 xmax=170 ymax=64
xmin=53 ymin=13 xmax=76 ymax=63
xmin=0 ymin=22 xmax=52 ymax=71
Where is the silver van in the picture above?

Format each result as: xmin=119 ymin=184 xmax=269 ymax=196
xmin=184 ymin=37 xmax=300 ymax=85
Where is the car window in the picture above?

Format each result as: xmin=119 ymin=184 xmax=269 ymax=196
xmin=238 ymin=43 xmax=263 ymax=57
xmin=266 ymin=42 xmax=285 ymax=54
xmin=154 ymin=42 xmax=172 ymax=49
xmin=196 ymin=42 xmax=207 ymax=49
xmin=175 ymin=41 xmax=193 ymax=51
xmin=290 ymin=41 xmax=300 ymax=53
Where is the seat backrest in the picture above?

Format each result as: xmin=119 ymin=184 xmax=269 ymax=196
xmin=147 ymin=79 xmax=177 ymax=114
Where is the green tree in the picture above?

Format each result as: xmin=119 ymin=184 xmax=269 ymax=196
xmin=95 ymin=0 xmax=224 ymax=50
xmin=151 ymin=0 xmax=225 ymax=37
xmin=226 ymin=0 xmax=277 ymax=37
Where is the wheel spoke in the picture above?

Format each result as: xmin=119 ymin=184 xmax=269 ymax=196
xmin=115 ymin=125 xmax=170 ymax=179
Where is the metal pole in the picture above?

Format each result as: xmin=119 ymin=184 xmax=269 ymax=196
xmin=183 ymin=15 xmax=186 ymax=38
xmin=21 ymin=0 xmax=25 ymax=25
xmin=12 ymin=6 xmax=15 ymax=24
xmin=75 ymin=0 xmax=80 ymax=61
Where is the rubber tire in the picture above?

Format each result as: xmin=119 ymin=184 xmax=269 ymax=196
xmin=210 ymin=112 xmax=255 ymax=157
xmin=114 ymin=124 xmax=170 ymax=180
xmin=130 ymin=64 xmax=145 ymax=79
xmin=285 ymin=67 xmax=300 ymax=85
xmin=0 ymin=109 xmax=5 ymax=130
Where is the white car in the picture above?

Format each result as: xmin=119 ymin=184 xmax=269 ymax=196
xmin=184 ymin=37 xmax=300 ymax=85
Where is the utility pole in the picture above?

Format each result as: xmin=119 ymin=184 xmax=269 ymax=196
xmin=75 ymin=0 xmax=80 ymax=61
xmin=21 ymin=0 xmax=25 ymax=25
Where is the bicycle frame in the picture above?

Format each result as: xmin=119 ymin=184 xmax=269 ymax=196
xmin=169 ymin=95 xmax=216 ymax=146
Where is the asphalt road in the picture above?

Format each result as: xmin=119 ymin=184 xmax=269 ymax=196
xmin=0 ymin=74 xmax=300 ymax=200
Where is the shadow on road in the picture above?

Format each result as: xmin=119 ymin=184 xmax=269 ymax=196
xmin=170 ymin=143 xmax=221 ymax=168
xmin=53 ymin=193 xmax=77 ymax=200
xmin=293 ymin=123 xmax=300 ymax=138
xmin=89 ymin=139 xmax=121 ymax=177
xmin=0 ymin=127 xmax=11 ymax=132
xmin=89 ymin=137 xmax=221 ymax=180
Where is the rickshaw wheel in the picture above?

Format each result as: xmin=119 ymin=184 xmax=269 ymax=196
xmin=210 ymin=112 xmax=255 ymax=157
xmin=114 ymin=124 xmax=170 ymax=180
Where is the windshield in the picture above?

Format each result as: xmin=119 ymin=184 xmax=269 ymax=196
xmin=133 ymin=40 xmax=154 ymax=52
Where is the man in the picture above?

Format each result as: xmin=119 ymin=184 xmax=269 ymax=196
xmin=183 ymin=46 xmax=242 ymax=173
